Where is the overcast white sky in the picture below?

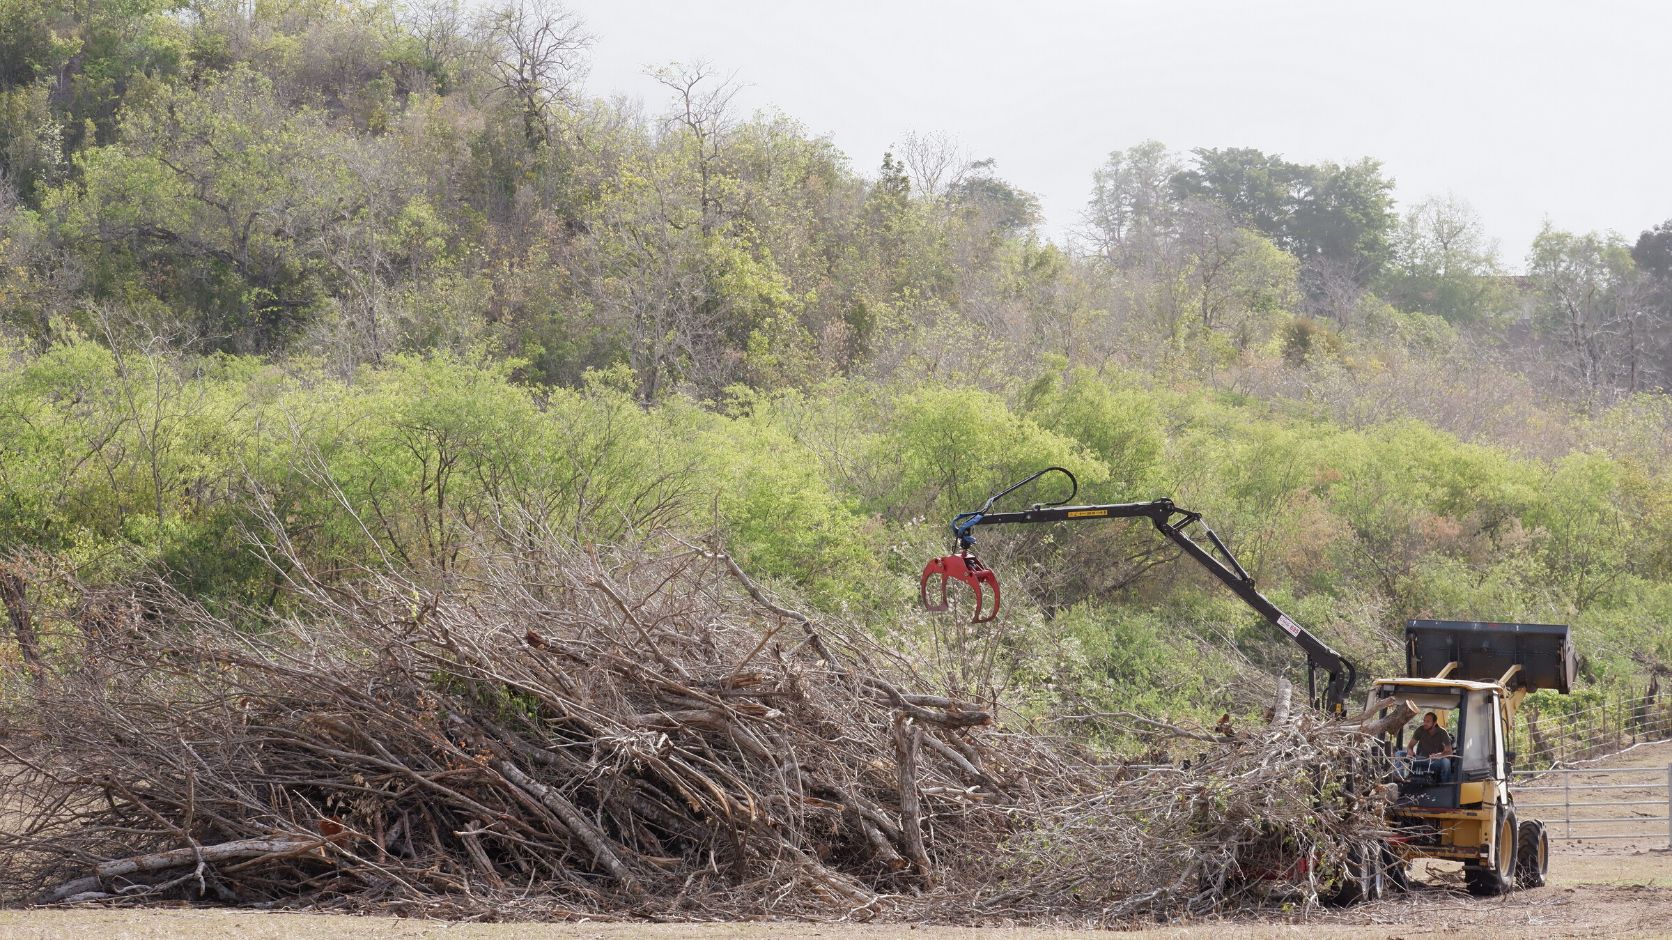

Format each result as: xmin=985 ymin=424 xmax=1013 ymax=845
xmin=574 ymin=0 xmax=1667 ymax=266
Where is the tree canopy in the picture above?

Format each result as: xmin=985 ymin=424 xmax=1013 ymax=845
xmin=4 ymin=0 xmax=1672 ymax=723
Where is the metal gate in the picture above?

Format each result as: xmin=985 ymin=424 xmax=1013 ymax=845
xmin=1513 ymin=763 xmax=1672 ymax=846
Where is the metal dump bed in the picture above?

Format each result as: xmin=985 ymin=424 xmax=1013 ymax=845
xmin=1406 ymin=619 xmax=1575 ymax=693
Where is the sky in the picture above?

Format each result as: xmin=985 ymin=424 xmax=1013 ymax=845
xmin=573 ymin=0 xmax=1669 ymax=266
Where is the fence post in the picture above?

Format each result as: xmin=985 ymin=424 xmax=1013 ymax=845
xmin=1666 ymin=763 xmax=1671 ymax=849
xmin=1565 ymin=771 xmax=1572 ymax=839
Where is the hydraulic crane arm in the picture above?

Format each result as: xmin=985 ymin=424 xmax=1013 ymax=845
xmin=920 ymin=467 xmax=1358 ymax=714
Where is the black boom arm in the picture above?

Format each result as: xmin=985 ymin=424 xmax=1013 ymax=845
xmin=936 ymin=468 xmax=1357 ymax=714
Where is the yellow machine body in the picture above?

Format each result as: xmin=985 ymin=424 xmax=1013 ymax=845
xmin=1369 ymin=619 xmax=1572 ymax=894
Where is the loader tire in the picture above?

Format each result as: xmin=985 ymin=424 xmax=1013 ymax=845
xmin=1465 ymin=806 xmax=1518 ymax=897
xmin=1324 ymin=841 xmax=1383 ymax=905
xmin=1380 ymin=840 xmax=1410 ymax=893
xmin=1517 ymin=819 xmax=1549 ymax=889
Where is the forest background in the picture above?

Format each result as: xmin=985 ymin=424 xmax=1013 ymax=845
xmin=5 ymin=0 xmax=1672 ymax=730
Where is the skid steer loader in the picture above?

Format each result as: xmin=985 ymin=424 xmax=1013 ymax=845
xmin=918 ymin=467 xmax=1575 ymax=899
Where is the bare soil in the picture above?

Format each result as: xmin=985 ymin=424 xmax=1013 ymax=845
xmin=4 ymin=743 xmax=1669 ymax=940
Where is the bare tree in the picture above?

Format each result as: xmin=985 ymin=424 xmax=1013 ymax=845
xmin=401 ymin=0 xmax=475 ymax=91
xmin=480 ymin=0 xmax=592 ymax=149
xmin=651 ymin=60 xmax=741 ymax=237
xmin=1527 ymin=227 xmax=1645 ymax=399
xmin=899 ymin=130 xmax=968 ymax=203
xmin=1300 ymin=255 xmax=1367 ymax=329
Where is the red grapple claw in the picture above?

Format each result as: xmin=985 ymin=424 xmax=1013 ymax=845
xmin=919 ymin=552 xmax=1001 ymax=623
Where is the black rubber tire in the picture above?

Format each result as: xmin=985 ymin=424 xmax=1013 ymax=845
xmin=1325 ymin=841 xmax=1382 ymax=906
xmin=1381 ymin=841 xmax=1410 ymax=893
xmin=1364 ymin=841 xmax=1386 ymax=902
xmin=1517 ymin=819 xmax=1549 ymax=889
xmin=1465 ymin=806 xmax=1518 ymax=897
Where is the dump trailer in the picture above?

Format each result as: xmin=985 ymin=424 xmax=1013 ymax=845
xmin=1371 ymin=619 xmax=1576 ymax=895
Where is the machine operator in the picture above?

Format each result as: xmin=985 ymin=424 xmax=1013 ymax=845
xmin=1411 ymin=711 xmax=1455 ymax=759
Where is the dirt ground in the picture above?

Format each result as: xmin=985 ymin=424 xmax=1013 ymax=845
xmin=3 ymin=744 xmax=1669 ymax=940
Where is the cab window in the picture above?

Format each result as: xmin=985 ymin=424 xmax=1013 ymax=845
xmin=1461 ymin=691 xmax=1493 ymax=776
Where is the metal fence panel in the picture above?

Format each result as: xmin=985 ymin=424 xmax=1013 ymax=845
xmin=1506 ymin=764 xmax=1672 ymax=845
xmin=1510 ymin=693 xmax=1672 ymax=770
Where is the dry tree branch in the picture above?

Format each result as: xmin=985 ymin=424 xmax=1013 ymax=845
xmin=0 ymin=533 xmax=1390 ymax=924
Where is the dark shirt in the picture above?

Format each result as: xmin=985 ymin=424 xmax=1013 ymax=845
xmin=1412 ymin=724 xmax=1452 ymax=757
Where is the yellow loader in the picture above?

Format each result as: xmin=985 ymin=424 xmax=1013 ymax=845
xmin=1369 ymin=619 xmax=1574 ymax=895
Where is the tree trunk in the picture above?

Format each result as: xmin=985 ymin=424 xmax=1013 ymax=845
xmin=0 ymin=565 xmax=42 ymax=680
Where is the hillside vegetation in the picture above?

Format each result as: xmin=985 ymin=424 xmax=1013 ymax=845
xmin=4 ymin=0 xmax=1672 ymax=723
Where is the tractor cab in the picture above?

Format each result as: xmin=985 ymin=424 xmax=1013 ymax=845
xmin=1366 ymin=620 xmax=1576 ymax=896
xmin=1372 ymin=678 xmax=1508 ymax=809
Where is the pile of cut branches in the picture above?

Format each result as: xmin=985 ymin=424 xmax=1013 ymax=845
xmin=0 ymin=538 xmax=1390 ymax=923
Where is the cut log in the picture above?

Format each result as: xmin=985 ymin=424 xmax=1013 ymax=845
xmin=1359 ymin=698 xmax=1418 ymax=738
xmin=42 ymin=836 xmax=321 ymax=903
xmin=496 ymin=760 xmax=642 ymax=895
xmin=921 ymin=732 xmax=1009 ymax=798
xmin=1269 ymin=677 xmax=1293 ymax=728
xmin=893 ymin=713 xmax=932 ymax=881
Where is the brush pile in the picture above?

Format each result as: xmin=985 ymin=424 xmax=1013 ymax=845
xmin=0 ymin=538 xmax=1391 ymax=923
